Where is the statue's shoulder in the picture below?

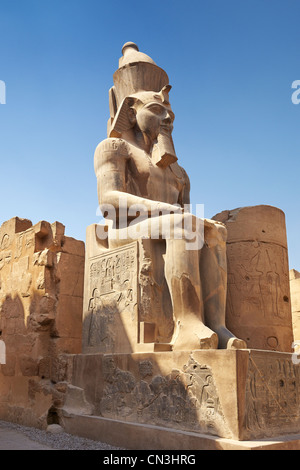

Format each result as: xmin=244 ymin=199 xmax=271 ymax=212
xmin=179 ymin=165 xmax=190 ymax=185
xmin=95 ymin=137 xmax=131 ymax=157
xmin=170 ymin=162 xmax=190 ymax=185
xmin=94 ymin=138 xmax=132 ymax=174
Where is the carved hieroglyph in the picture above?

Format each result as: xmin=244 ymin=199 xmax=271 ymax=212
xmin=213 ymin=206 xmax=294 ymax=352
xmin=244 ymin=351 xmax=300 ymax=439
xmin=290 ymin=269 xmax=300 ymax=342
xmin=83 ymin=242 xmax=138 ymax=353
xmin=64 ymin=347 xmax=300 ymax=444
xmin=99 ymin=355 xmax=228 ymax=437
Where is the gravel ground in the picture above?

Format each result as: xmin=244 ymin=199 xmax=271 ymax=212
xmin=0 ymin=420 xmax=124 ymax=450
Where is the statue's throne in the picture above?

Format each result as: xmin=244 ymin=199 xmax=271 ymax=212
xmin=82 ymin=229 xmax=174 ymax=353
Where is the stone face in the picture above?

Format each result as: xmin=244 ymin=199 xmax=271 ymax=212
xmin=0 ymin=217 xmax=84 ymax=428
xmin=213 ymin=206 xmax=294 ymax=352
xmin=290 ymin=269 xmax=300 ymax=342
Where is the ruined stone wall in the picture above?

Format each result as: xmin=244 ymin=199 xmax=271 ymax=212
xmin=0 ymin=217 xmax=84 ymax=428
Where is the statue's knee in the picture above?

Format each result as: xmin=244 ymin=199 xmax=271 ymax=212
xmin=204 ymin=220 xmax=227 ymax=246
xmin=215 ymin=223 xmax=227 ymax=243
xmin=181 ymin=213 xmax=203 ymax=236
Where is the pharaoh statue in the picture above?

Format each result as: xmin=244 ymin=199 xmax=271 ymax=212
xmin=94 ymin=42 xmax=246 ymax=351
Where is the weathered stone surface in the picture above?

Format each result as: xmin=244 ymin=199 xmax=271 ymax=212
xmin=82 ymin=239 xmax=139 ymax=353
xmin=243 ymin=350 xmax=300 ymax=439
xmin=63 ymin=348 xmax=300 ymax=444
xmin=213 ymin=206 xmax=294 ymax=352
xmin=290 ymin=269 xmax=300 ymax=342
xmin=0 ymin=217 xmax=84 ymax=428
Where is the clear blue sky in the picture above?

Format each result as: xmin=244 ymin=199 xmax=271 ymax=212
xmin=0 ymin=0 xmax=299 ymax=270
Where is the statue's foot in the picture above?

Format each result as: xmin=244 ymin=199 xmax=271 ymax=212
xmin=227 ymin=337 xmax=247 ymax=350
xmin=173 ymin=321 xmax=218 ymax=350
xmin=196 ymin=324 xmax=219 ymax=349
xmin=215 ymin=326 xmax=247 ymax=350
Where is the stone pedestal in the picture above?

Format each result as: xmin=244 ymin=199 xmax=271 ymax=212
xmin=213 ymin=206 xmax=294 ymax=352
xmin=75 ymin=208 xmax=300 ymax=449
xmin=61 ymin=348 xmax=300 ymax=449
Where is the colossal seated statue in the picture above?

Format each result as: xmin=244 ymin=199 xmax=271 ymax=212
xmin=91 ymin=42 xmax=246 ymax=351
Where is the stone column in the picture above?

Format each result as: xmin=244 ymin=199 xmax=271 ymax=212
xmin=213 ymin=205 xmax=293 ymax=352
xmin=290 ymin=269 xmax=300 ymax=342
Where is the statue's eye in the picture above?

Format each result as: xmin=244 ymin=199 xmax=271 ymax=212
xmin=148 ymin=104 xmax=164 ymax=115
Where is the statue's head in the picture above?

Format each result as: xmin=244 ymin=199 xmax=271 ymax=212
xmin=107 ymin=43 xmax=177 ymax=168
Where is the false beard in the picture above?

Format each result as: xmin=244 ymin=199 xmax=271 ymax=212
xmin=151 ymin=127 xmax=178 ymax=169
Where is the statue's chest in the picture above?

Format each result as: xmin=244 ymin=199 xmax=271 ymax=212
xmin=127 ymin=154 xmax=182 ymax=201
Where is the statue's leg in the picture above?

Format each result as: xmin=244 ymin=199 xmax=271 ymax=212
xmin=108 ymin=214 xmax=218 ymax=349
xmin=164 ymin=216 xmax=218 ymax=350
xmin=200 ymin=219 xmax=247 ymax=349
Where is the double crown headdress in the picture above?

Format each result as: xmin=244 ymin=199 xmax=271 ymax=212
xmin=107 ymin=42 xmax=171 ymax=138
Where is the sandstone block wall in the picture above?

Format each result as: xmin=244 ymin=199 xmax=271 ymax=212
xmin=0 ymin=217 xmax=84 ymax=428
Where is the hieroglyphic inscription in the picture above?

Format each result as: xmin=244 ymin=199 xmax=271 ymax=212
xmin=100 ymin=356 xmax=229 ymax=437
xmin=0 ymin=251 xmax=12 ymax=270
xmin=0 ymin=233 xmax=12 ymax=271
xmin=13 ymin=230 xmax=34 ymax=260
xmin=227 ymin=242 xmax=287 ymax=318
xmin=245 ymin=354 xmax=300 ymax=439
xmin=0 ymin=234 xmax=10 ymax=250
xmin=87 ymin=243 xmax=138 ymax=349
xmin=227 ymin=242 xmax=289 ymax=321
xmin=89 ymin=242 xmax=137 ymax=300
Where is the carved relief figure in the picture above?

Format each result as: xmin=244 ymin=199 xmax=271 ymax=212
xmin=94 ymin=42 xmax=246 ymax=350
xmin=87 ymin=288 xmax=102 ymax=346
xmin=100 ymin=356 xmax=228 ymax=436
xmin=0 ymin=234 xmax=10 ymax=250
xmin=245 ymin=356 xmax=300 ymax=438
